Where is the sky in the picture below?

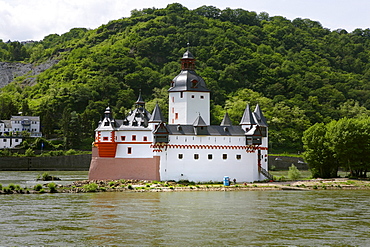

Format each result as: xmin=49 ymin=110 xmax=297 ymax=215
xmin=0 ymin=0 xmax=369 ymax=41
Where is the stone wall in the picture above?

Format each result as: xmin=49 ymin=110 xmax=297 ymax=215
xmin=268 ymin=156 xmax=308 ymax=170
xmin=0 ymin=154 xmax=91 ymax=171
xmin=0 ymin=154 xmax=306 ymax=171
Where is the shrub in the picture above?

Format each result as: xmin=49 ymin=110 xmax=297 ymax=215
xmin=288 ymin=164 xmax=301 ymax=180
xmin=8 ymin=183 xmax=16 ymax=190
xmin=127 ymin=184 xmax=133 ymax=190
xmin=48 ymin=182 xmax=58 ymax=193
xmin=34 ymin=184 xmax=43 ymax=191
xmin=25 ymin=148 xmax=36 ymax=157
xmin=15 ymin=184 xmax=22 ymax=192
xmin=65 ymin=149 xmax=77 ymax=155
xmin=83 ymin=183 xmax=98 ymax=192
xmin=0 ymin=183 xmax=2 ymax=190
xmin=3 ymin=186 xmax=12 ymax=194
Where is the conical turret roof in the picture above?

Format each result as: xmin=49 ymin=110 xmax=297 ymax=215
xmin=253 ymin=104 xmax=268 ymax=126
xmin=193 ymin=114 xmax=208 ymax=127
xmin=240 ymin=104 xmax=256 ymax=125
xmin=149 ymin=103 xmax=165 ymax=123
xmin=220 ymin=112 xmax=233 ymax=126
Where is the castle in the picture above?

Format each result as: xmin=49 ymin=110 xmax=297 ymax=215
xmin=89 ymin=50 xmax=270 ymax=182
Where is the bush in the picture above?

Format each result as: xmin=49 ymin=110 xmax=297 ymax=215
xmin=3 ymin=186 xmax=12 ymax=194
xmin=48 ymin=182 xmax=58 ymax=193
xmin=34 ymin=184 xmax=43 ymax=191
xmin=25 ymin=148 xmax=36 ymax=157
xmin=0 ymin=183 xmax=2 ymax=190
xmin=8 ymin=183 xmax=16 ymax=190
xmin=65 ymin=149 xmax=77 ymax=155
xmin=83 ymin=183 xmax=98 ymax=192
xmin=288 ymin=164 xmax=301 ymax=180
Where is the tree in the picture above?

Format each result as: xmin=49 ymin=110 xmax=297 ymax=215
xmin=302 ymin=123 xmax=338 ymax=178
xmin=327 ymin=118 xmax=370 ymax=177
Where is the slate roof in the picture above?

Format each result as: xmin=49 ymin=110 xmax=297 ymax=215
xmin=253 ymin=104 xmax=268 ymax=127
xmin=167 ymin=124 xmax=245 ymax=136
xmin=182 ymin=50 xmax=195 ymax=59
xmin=168 ymin=70 xmax=210 ymax=92
xmin=149 ymin=103 xmax=165 ymax=123
xmin=240 ymin=104 xmax=256 ymax=125
xmin=220 ymin=112 xmax=233 ymax=126
xmin=168 ymin=49 xmax=210 ymax=92
xmin=193 ymin=115 xmax=207 ymax=127
xmin=10 ymin=116 xmax=40 ymax=121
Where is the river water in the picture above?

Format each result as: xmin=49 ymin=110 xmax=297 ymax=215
xmin=0 ymin=171 xmax=369 ymax=246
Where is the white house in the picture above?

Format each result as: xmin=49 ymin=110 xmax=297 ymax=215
xmin=89 ymin=50 xmax=271 ymax=182
xmin=0 ymin=116 xmax=42 ymax=149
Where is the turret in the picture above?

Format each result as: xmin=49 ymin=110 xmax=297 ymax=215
xmin=168 ymin=48 xmax=210 ymax=125
xmin=239 ymin=104 xmax=256 ymax=132
xmin=149 ymin=103 xmax=165 ymax=130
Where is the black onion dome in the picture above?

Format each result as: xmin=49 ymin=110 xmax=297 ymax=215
xmin=169 ymin=49 xmax=210 ymax=92
xmin=169 ymin=70 xmax=210 ymax=92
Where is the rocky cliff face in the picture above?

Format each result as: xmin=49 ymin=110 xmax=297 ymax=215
xmin=0 ymin=60 xmax=58 ymax=88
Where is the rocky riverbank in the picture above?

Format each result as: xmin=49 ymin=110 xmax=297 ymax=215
xmin=1 ymin=178 xmax=369 ymax=194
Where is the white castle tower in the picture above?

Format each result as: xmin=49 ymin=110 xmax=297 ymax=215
xmin=168 ymin=49 xmax=210 ymax=125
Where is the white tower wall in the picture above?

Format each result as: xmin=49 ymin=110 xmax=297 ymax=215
xmin=169 ymin=91 xmax=210 ymax=125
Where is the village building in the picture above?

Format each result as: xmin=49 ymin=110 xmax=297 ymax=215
xmin=0 ymin=116 xmax=42 ymax=149
xmin=89 ymin=50 xmax=271 ymax=182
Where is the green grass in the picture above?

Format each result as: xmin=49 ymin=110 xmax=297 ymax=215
xmin=270 ymin=170 xmax=349 ymax=179
xmin=269 ymin=153 xmax=303 ymax=158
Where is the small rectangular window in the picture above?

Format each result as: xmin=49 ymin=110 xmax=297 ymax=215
xmin=121 ymin=136 xmax=126 ymax=141
xmin=191 ymin=95 xmax=195 ymax=98
xmin=200 ymin=95 xmax=204 ymax=99
xmin=194 ymin=154 xmax=199 ymax=160
xmin=178 ymin=154 xmax=183 ymax=159
xmin=180 ymin=92 xmax=183 ymax=98
xmin=208 ymin=154 xmax=213 ymax=160
xmin=143 ymin=136 xmax=148 ymax=141
xmin=103 ymin=137 xmax=108 ymax=141
xmin=132 ymin=135 xmax=136 ymax=141
xmin=127 ymin=147 xmax=132 ymax=154
xmin=223 ymin=154 xmax=228 ymax=160
xmin=236 ymin=154 xmax=242 ymax=160
xmin=172 ymin=97 xmax=174 ymax=102
xmin=175 ymin=113 xmax=178 ymax=120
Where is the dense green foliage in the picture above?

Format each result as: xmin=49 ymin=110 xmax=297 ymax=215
xmin=2 ymin=3 xmax=370 ymax=152
xmin=303 ymin=117 xmax=370 ymax=178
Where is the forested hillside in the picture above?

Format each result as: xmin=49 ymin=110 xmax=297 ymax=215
xmin=1 ymin=3 xmax=370 ymax=152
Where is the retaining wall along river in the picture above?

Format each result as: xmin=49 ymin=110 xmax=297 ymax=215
xmin=0 ymin=154 xmax=304 ymax=171
xmin=0 ymin=154 xmax=91 ymax=171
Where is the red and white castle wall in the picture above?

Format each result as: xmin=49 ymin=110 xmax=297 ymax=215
xmin=89 ymin=50 xmax=269 ymax=182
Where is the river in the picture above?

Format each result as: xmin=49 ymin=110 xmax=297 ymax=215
xmin=0 ymin=171 xmax=369 ymax=246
